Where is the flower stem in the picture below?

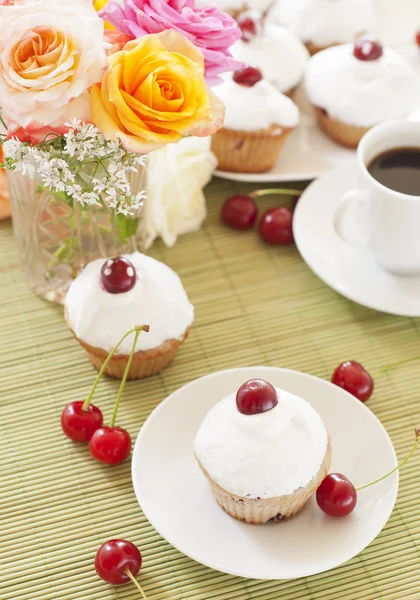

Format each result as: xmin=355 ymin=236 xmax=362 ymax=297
xmin=109 ymin=325 xmax=149 ymax=428
xmin=82 ymin=327 xmax=140 ymax=412
xmin=125 ymin=568 xmax=148 ymax=600
xmin=356 ymin=428 xmax=420 ymax=491
xmin=249 ymin=188 xmax=302 ymax=199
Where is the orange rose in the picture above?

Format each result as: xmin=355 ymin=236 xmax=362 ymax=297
xmin=90 ymin=30 xmax=224 ymax=154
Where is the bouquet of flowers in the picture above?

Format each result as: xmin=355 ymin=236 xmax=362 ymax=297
xmin=0 ymin=0 xmax=240 ymax=299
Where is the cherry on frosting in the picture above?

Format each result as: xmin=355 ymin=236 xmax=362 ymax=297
xmin=101 ymin=256 xmax=136 ymax=294
xmin=233 ymin=66 xmax=263 ymax=87
xmin=416 ymin=31 xmax=420 ymax=49
xmin=353 ymin=36 xmax=383 ymax=61
xmin=237 ymin=11 xmax=262 ymax=42
xmin=236 ymin=379 xmax=278 ymax=415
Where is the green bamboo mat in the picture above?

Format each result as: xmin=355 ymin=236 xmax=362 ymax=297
xmin=1 ymin=176 xmax=420 ymax=600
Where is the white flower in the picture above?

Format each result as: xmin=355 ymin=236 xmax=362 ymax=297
xmin=144 ymin=137 xmax=217 ymax=248
xmin=0 ymin=0 xmax=106 ymax=143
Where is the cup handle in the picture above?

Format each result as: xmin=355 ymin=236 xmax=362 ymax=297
xmin=333 ymin=189 xmax=372 ymax=247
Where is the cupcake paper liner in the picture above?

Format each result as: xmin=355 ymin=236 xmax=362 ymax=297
xmin=65 ymin=309 xmax=190 ymax=380
xmin=196 ymin=438 xmax=332 ymax=525
xmin=211 ymin=125 xmax=294 ymax=173
xmin=313 ymin=107 xmax=369 ymax=148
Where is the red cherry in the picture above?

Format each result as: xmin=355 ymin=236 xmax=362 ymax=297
xmin=101 ymin=256 xmax=136 ymax=294
xmin=316 ymin=473 xmax=357 ymax=517
xmin=89 ymin=426 xmax=132 ymax=465
xmin=332 ymin=361 xmax=374 ymax=402
xmin=61 ymin=401 xmax=103 ymax=442
xmin=258 ymin=207 xmax=294 ymax=245
xmin=416 ymin=31 xmax=420 ymax=48
xmin=233 ymin=66 xmax=263 ymax=87
xmin=236 ymin=379 xmax=278 ymax=415
xmin=237 ymin=11 xmax=262 ymax=42
xmin=353 ymin=36 xmax=383 ymax=61
xmin=95 ymin=539 xmax=142 ymax=585
xmin=221 ymin=195 xmax=258 ymax=230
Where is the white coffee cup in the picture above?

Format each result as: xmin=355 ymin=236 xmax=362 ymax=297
xmin=334 ymin=119 xmax=420 ymax=276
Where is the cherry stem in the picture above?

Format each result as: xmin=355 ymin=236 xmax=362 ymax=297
xmin=125 ymin=568 xmax=148 ymax=600
xmin=356 ymin=428 xmax=420 ymax=492
xmin=249 ymin=188 xmax=302 ymax=199
xmin=109 ymin=325 xmax=149 ymax=428
xmin=82 ymin=326 xmax=140 ymax=412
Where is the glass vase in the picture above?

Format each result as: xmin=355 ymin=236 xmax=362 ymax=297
xmin=7 ymin=162 xmax=147 ymax=304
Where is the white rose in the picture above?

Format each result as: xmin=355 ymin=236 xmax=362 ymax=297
xmin=144 ymin=137 xmax=217 ymax=248
xmin=0 ymin=0 xmax=106 ymax=143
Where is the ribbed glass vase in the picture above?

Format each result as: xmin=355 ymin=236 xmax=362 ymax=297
xmin=7 ymin=161 xmax=147 ymax=304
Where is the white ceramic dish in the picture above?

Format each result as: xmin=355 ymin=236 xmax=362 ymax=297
xmin=293 ymin=161 xmax=420 ymax=316
xmin=214 ymin=43 xmax=420 ymax=183
xmin=132 ymin=366 xmax=398 ymax=580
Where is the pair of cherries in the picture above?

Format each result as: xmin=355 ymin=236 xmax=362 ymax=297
xmin=61 ymin=257 xmax=149 ymax=464
xmin=238 ymin=377 xmax=418 ymax=518
xmin=221 ymin=190 xmax=300 ymax=245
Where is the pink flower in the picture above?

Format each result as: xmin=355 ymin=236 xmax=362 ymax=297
xmin=100 ymin=0 xmax=242 ymax=84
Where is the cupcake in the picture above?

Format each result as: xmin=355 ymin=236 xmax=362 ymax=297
xmin=305 ymin=37 xmax=420 ymax=148
xmin=194 ymin=378 xmax=332 ymax=524
xmin=196 ymin=0 xmax=272 ymax=18
xmin=270 ymin=0 xmax=375 ymax=55
xmin=211 ymin=69 xmax=299 ymax=173
xmin=232 ymin=14 xmax=309 ymax=95
xmin=64 ymin=253 xmax=194 ymax=379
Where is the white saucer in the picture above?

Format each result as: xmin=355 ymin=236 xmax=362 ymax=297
xmin=294 ymin=161 xmax=420 ymax=317
xmin=132 ymin=366 xmax=398 ymax=580
xmin=214 ymin=85 xmax=354 ymax=183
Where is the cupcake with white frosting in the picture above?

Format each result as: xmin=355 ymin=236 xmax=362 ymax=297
xmin=65 ymin=252 xmax=194 ymax=379
xmin=231 ymin=15 xmax=309 ymax=95
xmin=211 ymin=68 xmax=299 ymax=172
xmin=270 ymin=0 xmax=375 ymax=55
xmin=196 ymin=0 xmax=272 ymax=18
xmin=194 ymin=378 xmax=332 ymax=524
xmin=305 ymin=37 xmax=420 ymax=148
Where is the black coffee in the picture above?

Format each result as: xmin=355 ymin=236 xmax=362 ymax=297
xmin=367 ymin=147 xmax=420 ymax=196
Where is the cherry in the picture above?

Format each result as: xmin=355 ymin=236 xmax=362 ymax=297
xmin=95 ymin=539 xmax=147 ymax=598
xmin=353 ymin=36 xmax=383 ymax=61
xmin=416 ymin=30 xmax=420 ymax=48
xmin=317 ymin=429 xmax=420 ymax=517
xmin=61 ymin=326 xmax=147 ymax=443
xmin=88 ymin=325 xmax=149 ymax=465
xmin=237 ymin=11 xmax=262 ymax=42
xmin=89 ymin=426 xmax=131 ymax=465
xmin=101 ymin=256 xmax=136 ymax=294
xmin=233 ymin=66 xmax=263 ymax=87
xmin=221 ymin=195 xmax=258 ymax=230
xmin=236 ymin=379 xmax=278 ymax=415
xmin=61 ymin=401 xmax=103 ymax=442
xmin=258 ymin=207 xmax=294 ymax=245
xmin=331 ymin=361 xmax=374 ymax=402
xmin=316 ymin=473 xmax=357 ymax=517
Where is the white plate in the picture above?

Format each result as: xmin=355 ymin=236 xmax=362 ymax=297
xmin=214 ymin=85 xmax=354 ymax=183
xmin=132 ymin=366 xmax=398 ymax=580
xmin=293 ymin=161 xmax=420 ymax=316
xmin=213 ymin=43 xmax=420 ymax=184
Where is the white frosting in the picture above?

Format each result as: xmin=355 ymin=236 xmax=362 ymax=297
xmin=65 ymin=252 xmax=194 ymax=354
xmin=194 ymin=387 xmax=328 ymax=499
xmin=270 ymin=0 xmax=375 ymax=47
xmin=214 ymin=77 xmax=300 ymax=131
xmin=196 ymin=0 xmax=272 ymax=14
xmin=230 ymin=24 xmax=309 ymax=93
xmin=305 ymin=44 xmax=420 ymax=127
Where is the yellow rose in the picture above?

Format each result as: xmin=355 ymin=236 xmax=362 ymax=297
xmin=90 ymin=30 xmax=224 ymax=154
